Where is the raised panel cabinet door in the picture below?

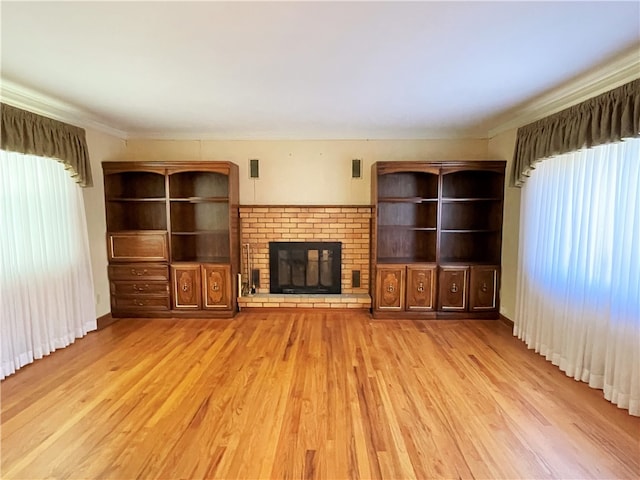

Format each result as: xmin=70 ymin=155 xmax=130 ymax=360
xmin=202 ymin=264 xmax=232 ymax=309
xmin=375 ymin=266 xmax=405 ymax=311
xmin=406 ymin=265 xmax=436 ymax=311
xmin=470 ymin=266 xmax=499 ymax=311
xmin=438 ymin=267 xmax=469 ymax=311
xmin=172 ymin=265 xmax=202 ymax=309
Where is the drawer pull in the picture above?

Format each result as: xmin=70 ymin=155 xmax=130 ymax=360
xmin=481 ymin=282 xmax=488 ymax=293
xmin=450 ymin=282 xmax=458 ymax=293
xmin=134 ymin=299 xmax=145 ymax=306
xmin=212 ymin=282 xmax=220 ymax=291
xmin=133 ymin=284 xmax=149 ymax=292
xmin=131 ymin=268 xmax=148 ymax=276
xmin=386 ymin=284 xmax=395 ymax=293
xmin=417 ymin=282 xmax=424 ymax=293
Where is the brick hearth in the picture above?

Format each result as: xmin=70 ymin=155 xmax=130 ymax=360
xmin=238 ymin=206 xmax=372 ymax=309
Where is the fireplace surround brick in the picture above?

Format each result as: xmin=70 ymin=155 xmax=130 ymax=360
xmin=238 ymin=205 xmax=372 ymax=309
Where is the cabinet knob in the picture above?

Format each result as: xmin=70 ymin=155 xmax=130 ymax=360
xmin=417 ymin=282 xmax=425 ymax=293
xmin=450 ymin=282 xmax=458 ymax=293
xmin=386 ymin=284 xmax=395 ymax=293
xmin=481 ymin=282 xmax=488 ymax=292
xmin=182 ymin=284 xmax=189 ymax=292
xmin=212 ymin=282 xmax=220 ymax=291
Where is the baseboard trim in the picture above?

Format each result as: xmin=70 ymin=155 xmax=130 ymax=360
xmin=96 ymin=313 xmax=118 ymax=330
xmin=499 ymin=314 xmax=514 ymax=328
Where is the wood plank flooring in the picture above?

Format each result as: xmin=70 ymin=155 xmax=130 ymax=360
xmin=2 ymin=311 xmax=639 ymax=479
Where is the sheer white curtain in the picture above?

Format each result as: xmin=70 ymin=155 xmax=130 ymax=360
xmin=515 ymin=138 xmax=639 ymax=416
xmin=0 ymin=150 xmax=96 ymax=380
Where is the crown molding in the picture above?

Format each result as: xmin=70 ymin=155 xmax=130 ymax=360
xmin=0 ymin=78 xmax=128 ymax=139
xmin=125 ymin=126 xmax=487 ymax=141
xmin=488 ymin=46 xmax=640 ymax=137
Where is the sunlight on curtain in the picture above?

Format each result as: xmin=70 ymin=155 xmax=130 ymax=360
xmin=515 ymin=138 xmax=639 ymax=416
xmin=0 ymin=150 xmax=96 ymax=380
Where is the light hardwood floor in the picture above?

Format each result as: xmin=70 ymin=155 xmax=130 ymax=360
xmin=2 ymin=312 xmax=638 ymax=479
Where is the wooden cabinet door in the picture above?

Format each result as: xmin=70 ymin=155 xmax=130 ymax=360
xmin=375 ymin=266 xmax=405 ymax=311
xmin=469 ymin=266 xmax=499 ymax=311
xmin=406 ymin=265 xmax=436 ymax=311
xmin=202 ymin=264 xmax=232 ymax=309
xmin=108 ymin=232 xmax=168 ymax=262
xmin=438 ymin=267 xmax=468 ymax=311
xmin=172 ymin=265 xmax=202 ymax=309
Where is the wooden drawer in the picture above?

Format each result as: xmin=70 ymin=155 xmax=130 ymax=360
xmin=111 ymin=295 xmax=170 ymax=311
xmin=107 ymin=232 xmax=168 ymax=262
xmin=108 ymin=263 xmax=169 ymax=281
xmin=110 ymin=281 xmax=169 ymax=296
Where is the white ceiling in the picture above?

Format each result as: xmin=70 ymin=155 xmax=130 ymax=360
xmin=1 ymin=1 xmax=639 ymax=140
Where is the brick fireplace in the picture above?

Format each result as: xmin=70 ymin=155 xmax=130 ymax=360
xmin=238 ymin=206 xmax=372 ymax=309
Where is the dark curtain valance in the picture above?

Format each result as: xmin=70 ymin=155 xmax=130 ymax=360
xmin=1 ymin=103 xmax=93 ymax=187
xmin=512 ymin=78 xmax=640 ymax=187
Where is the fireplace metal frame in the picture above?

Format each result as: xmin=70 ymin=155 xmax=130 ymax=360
xmin=269 ymin=241 xmax=342 ymax=294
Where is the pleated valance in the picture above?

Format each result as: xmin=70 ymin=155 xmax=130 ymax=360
xmin=512 ymin=78 xmax=640 ymax=187
xmin=1 ymin=103 xmax=93 ymax=187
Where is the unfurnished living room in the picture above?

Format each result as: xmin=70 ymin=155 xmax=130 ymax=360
xmin=1 ymin=1 xmax=639 ymax=479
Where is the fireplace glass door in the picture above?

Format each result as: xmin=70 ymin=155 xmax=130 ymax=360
xmin=269 ymin=242 xmax=341 ymax=294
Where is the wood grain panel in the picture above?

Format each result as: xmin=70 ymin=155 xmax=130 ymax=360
xmin=172 ymin=264 xmax=202 ymax=309
xmin=375 ymin=266 xmax=405 ymax=311
xmin=108 ymin=263 xmax=169 ymax=281
xmin=202 ymin=264 xmax=231 ymax=309
xmin=470 ymin=265 xmax=499 ymax=311
xmin=107 ymin=232 xmax=168 ymax=262
xmin=406 ymin=264 xmax=436 ymax=311
xmin=438 ymin=266 xmax=468 ymax=311
xmin=110 ymin=281 xmax=170 ymax=296
xmin=111 ymin=295 xmax=170 ymax=311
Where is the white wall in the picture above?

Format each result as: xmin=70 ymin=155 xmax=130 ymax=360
xmin=488 ymin=128 xmax=520 ymax=321
xmin=124 ymin=138 xmax=490 ymax=204
xmin=82 ymin=129 xmax=127 ymax=317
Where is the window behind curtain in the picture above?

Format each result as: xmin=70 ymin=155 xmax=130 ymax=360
xmin=515 ymin=138 xmax=639 ymax=416
xmin=0 ymin=150 xmax=96 ymax=380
